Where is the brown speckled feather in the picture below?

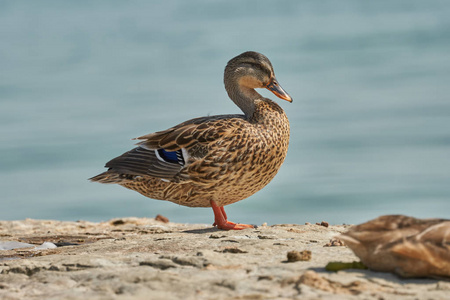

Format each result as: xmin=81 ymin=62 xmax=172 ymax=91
xmin=136 ymin=114 xmax=244 ymax=150
xmin=340 ymin=215 xmax=450 ymax=278
xmin=90 ymin=51 xmax=292 ymax=210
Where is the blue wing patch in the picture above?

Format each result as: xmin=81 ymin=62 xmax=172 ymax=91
xmin=157 ymin=149 xmax=185 ymax=166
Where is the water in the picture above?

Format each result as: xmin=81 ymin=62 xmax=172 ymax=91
xmin=1 ymin=0 xmax=449 ymax=225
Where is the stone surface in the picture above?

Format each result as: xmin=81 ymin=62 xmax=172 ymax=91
xmin=0 ymin=218 xmax=447 ymax=299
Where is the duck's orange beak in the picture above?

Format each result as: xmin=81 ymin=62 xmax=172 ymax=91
xmin=266 ymin=77 xmax=293 ymax=103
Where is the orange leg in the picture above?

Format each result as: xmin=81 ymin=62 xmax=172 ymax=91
xmin=210 ymin=200 xmax=254 ymax=230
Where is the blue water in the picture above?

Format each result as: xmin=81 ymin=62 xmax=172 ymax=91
xmin=1 ymin=1 xmax=449 ymax=225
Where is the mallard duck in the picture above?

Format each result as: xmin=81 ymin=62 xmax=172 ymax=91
xmin=339 ymin=215 xmax=450 ymax=278
xmin=90 ymin=51 xmax=292 ymax=230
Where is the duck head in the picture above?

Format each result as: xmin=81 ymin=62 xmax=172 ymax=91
xmin=224 ymin=51 xmax=292 ymax=117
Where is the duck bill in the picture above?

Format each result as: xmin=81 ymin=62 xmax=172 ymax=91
xmin=266 ymin=78 xmax=293 ymax=103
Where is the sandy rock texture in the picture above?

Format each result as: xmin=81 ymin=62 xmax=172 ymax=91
xmin=0 ymin=218 xmax=448 ymax=300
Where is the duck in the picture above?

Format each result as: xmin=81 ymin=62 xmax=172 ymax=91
xmin=90 ymin=51 xmax=292 ymax=230
xmin=339 ymin=215 xmax=450 ymax=278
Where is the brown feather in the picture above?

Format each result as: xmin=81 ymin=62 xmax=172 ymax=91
xmin=90 ymin=51 xmax=291 ymax=209
xmin=340 ymin=215 xmax=450 ymax=278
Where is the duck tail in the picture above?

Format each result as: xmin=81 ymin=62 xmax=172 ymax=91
xmin=89 ymin=171 xmax=125 ymax=184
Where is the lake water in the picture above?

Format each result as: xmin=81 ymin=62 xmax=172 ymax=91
xmin=1 ymin=1 xmax=449 ymax=226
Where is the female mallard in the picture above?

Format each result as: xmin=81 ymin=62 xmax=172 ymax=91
xmin=340 ymin=215 xmax=450 ymax=278
xmin=90 ymin=51 xmax=292 ymax=230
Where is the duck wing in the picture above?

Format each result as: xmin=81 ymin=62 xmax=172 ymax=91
xmin=104 ymin=114 xmax=245 ymax=182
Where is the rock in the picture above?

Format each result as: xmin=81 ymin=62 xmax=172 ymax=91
xmin=155 ymin=214 xmax=169 ymax=223
xmin=0 ymin=217 xmax=448 ymax=299
xmin=287 ymin=250 xmax=312 ymax=262
xmin=315 ymin=221 xmax=329 ymax=228
xmin=324 ymin=238 xmax=345 ymax=247
xmin=216 ymin=247 xmax=248 ymax=254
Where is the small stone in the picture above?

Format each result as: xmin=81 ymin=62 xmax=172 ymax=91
xmin=324 ymin=238 xmax=345 ymax=247
xmin=273 ymin=242 xmax=288 ymax=246
xmin=209 ymin=234 xmax=225 ymax=239
xmin=287 ymin=250 xmax=312 ymax=262
xmin=217 ymin=247 xmax=248 ymax=253
xmin=316 ymin=221 xmax=329 ymax=227
xmin=258 ymin=275 xmax=274 ymax=281
xmin=155 ymin=214 xmax=169 ymax=223
xmin=111 ymin=219 xmax=125 ymax=226
xmin=257 ymin=235 xmax=276 ymax=240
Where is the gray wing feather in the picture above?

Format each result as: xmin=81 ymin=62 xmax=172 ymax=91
xmin=105 ymin=146 xmax=182 ymax=180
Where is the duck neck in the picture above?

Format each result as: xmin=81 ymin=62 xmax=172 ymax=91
xmin=225 ymin=80 xmax=262 ymax=119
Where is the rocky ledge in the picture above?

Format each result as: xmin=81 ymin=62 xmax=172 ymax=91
xmin=0 ymin=218 xmax=449 ymax=300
